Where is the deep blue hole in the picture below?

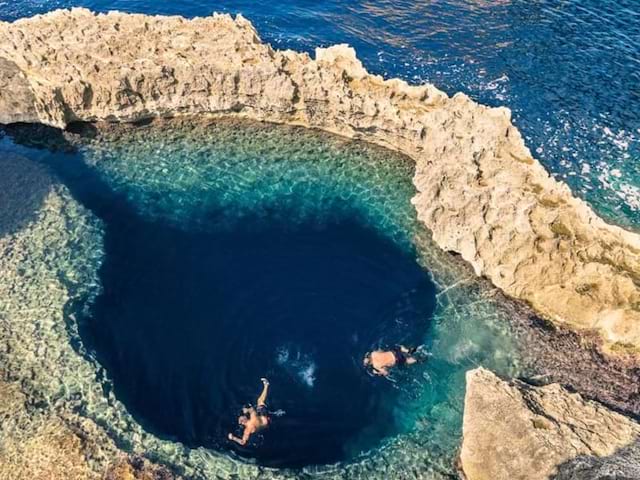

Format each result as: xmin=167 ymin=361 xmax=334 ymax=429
xmin=16 ymin=123 xmax=438 ymax=468
xmin=86 ymin=207 xmax=437 ymax=467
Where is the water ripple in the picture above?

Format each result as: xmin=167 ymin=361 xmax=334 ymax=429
xmin=4 ymin=0 xmax=637 ymax=228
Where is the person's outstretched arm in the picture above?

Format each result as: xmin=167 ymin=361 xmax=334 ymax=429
xmin=373 ymin=366 xmax=390 ymax=376
xmin=257 ymin=378 xmax=270 ymax=406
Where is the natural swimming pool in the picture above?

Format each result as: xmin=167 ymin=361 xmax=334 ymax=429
xmin=1 ymin=0 xmax=639 ymax=476
xmin=0 ymin=118 xmax=524 ymax=475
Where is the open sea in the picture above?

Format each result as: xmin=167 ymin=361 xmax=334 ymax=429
xmin=2 ymin=0 xmax=639 ymax=227
xmin=0 ymin=0 xmax=639 ymax=477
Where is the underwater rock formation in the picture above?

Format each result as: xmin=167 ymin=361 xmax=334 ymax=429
xmin=0 ymin=153 xmax=52 ymax=237
xmin=1 ymin=8 xmax=640 ymax=353
xmin=0 ymin=156 xmax=178 ymax=480
xmin=460 ymin=368 xmax=640 ymax=480
xmin=0 ymin=376 xmax=174 ymax=480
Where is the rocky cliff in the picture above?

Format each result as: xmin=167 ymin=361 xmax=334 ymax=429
xmin=1 ymin=8 xmax=639 ymax=352
xmin=460 ymin=368 xmax=640 ymax=480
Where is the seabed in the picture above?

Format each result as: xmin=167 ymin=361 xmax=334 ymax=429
xmin=0 ymin=118 xmax=530 ymax=478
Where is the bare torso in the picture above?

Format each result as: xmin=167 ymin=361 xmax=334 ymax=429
xmin=365 ymin=346 xmax=419 ymax=376
xmin=228 ymin=378 xmax=271 ymax=446
xmin=251 ymin=410 xmax=270 ymax=430
xmin=369 ymin=350 xmax=397 ymax=375
xmin=229 ymin=406 xmax=270 ymax=445
xmin=243 ymin=410 xmax=268 ymax=435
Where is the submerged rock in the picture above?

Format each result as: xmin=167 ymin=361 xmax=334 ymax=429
xmin=1 ymin=8 xmax=639 ymax=353
xmin=0 ymin=181 xmax=178 ymax=479
xmin=1 ymin=8 xmax=640 ymax=480
xmin=460 ymin=368 xmax=640 ymax=480
xmin=0 ymin=153 xmax=52 ymax=237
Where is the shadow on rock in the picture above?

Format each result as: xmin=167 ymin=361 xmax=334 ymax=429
xmin=553 ymin=438 xmax=640 ymax=480
xmin=2 ymin=122 xmax=82 ymax=153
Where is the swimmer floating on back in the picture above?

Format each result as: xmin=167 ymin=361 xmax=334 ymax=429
xmin=363 ymin=345 xmax=419 ymax=376
xmin=228 ymin=378 xmax=271 ymax=446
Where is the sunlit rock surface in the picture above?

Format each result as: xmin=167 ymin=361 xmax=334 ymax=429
xmin=460 ymin=368 xmax=640 ymax=480
xmin=0 ymin=120 xmax=527 ymax=479
xmin=1 ymin=8 xmax=640 ymax=352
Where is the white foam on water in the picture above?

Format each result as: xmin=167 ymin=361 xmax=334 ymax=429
xmin=298 ymin=362 xmax=317 ymax=388
xmin=275 ymin=344 xmax=317 ymax=388
xmin=276 ymin=345 xmax=290 ymax=365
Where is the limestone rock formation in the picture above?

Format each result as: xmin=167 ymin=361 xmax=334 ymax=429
xmin=553 ymin=440 xmax=640 ymax=480
xmin=460 ymin=368 xmax=640 ymax=480
xmin=0 ymin=57 xmax=37 ymax=125
xmin=1 ymin=8 xmax=640 ymax=352
xmin=0 ymin=376 xmax=177 ymax=480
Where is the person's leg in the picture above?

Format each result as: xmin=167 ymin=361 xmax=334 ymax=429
xmin=257 ymin=378 xmax=270 ymax=407
xmin=400 ymin=345 xmax=419 ymax=356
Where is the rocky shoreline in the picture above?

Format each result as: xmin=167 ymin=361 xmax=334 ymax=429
xmin=1 ymin=8 xmax=639 ymax=480
xmin=2 ymin=8 xmax=640 ymax=353
xmin=461 ymin=368 xmax=640 ymax=480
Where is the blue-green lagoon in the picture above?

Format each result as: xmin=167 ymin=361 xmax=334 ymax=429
xmin=0 ymin=118 xmax=526 ymax=477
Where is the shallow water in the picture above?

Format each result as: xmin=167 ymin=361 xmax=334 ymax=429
xmin=61 ymin=120 xmax=472 ymax=468
xmin=0 ymin=119 xmax=523 ymax=476
xmin=2 ymin=0 xmax=638 ymax=229
xmin=2 ymin=1 xmax=637 ymax=475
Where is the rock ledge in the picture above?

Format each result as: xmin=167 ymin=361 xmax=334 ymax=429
xmin=1 ymin=8 xmax=640 ymax=352
xmin=460 ymin=368 xmax=640 ymax=480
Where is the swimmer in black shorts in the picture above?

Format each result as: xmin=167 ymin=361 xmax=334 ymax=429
xmin=228 ymin=378 xmax=271 ymax=445
xmin=363 ymin=345 xmax=419 ymax=376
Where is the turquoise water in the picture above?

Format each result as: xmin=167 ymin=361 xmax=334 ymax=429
xmin=0 ymin=119 xmax=523 ymax=476
xmin=2 ymin=0 xmax=638 ymax=228
xmin=50 ymin=122 xmax=440 ymax=468
xmin=2 ymin=0 xmax=637 ymax=475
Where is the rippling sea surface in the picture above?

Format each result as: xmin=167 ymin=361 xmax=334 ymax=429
xmin=0 ymin=0 xmax=639 ymax=478
xmin=2 ymin=0 xmax=639 ymax=227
